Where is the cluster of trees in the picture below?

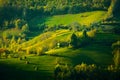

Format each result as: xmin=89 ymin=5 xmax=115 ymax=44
xmin=0 ymin=0 xmax=111 ymax=30
xmin=0 ymin=35 xmax=26 ymax=58
xmin=54 ymin=63 xmax=120 ymax=80
xmin=2 ymin=18 xmax=29 ymax=41
xmin=0 ymin=0 xmax=120 ymax=30
xmin=112 ymin=41 xmax=120 ymax=68
xmin=70 ymin=29 xmax=95 ymax=48
xmin=107 ymin=0 xmax=120 ymax=20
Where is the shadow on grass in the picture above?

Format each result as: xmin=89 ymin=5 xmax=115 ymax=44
xmin=70 ymin=54 xmax=97 ymax=66
xmin=47 ymin=53 xmax=96 ymax=66
xmin=0 ymin=63 xmax=54 ymax=80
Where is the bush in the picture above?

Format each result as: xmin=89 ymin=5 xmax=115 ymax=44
xmin=69 ymin=22 xmax=81 ymax=31
xmin=54 ymin=64 xmax=71 ymax=80
xmin=112 ymin=41 xmax=120 ymax=68
xmin=36 ymin=47 xmax=44 ymax=56
xmin=70 ymin=33 xmax=79 ymax=48
xmin=113 ymin=26 xmax=120 ymax=34
xmin=15 ymin=19 xmax=26 ymax=29
xmin=54 ymin=63 xmax=120 ymax=80
xmin=0 ymin=48 xmax=10 ymax=58
xmin=21 ymin=24 xmax=29 ymax=33
xmin=70 ymin=30 xmax=92 ymax=48
xmin=25 ymin=61 xmax=29 ymax=64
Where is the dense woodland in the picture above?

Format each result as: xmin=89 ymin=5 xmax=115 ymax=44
xmin=0 ymin=0 xmax=111 ymax=29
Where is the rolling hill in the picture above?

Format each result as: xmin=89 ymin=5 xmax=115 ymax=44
xmin=29 ymin=11 xmax=107 ymax=30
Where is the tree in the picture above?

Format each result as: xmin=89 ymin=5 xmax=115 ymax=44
xmin=78 ymin=29 xmax=90 ymax=47
xmin=70 ymin=33 xmax=79 ymax=48
xmin=15 ymin=19 xmax=26 ymax=29
xmin=112 ymin=41 xmax=120 ymax=68
xmin=21 ymin=24 xmax=29 ymax=33
xmin=107 ymin=0 xmax=120 ymax=18
xmin=69 ymin=22 xmax=81 ymax=31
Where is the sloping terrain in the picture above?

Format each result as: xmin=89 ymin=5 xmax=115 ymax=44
xmin=29 ymin=11 xmax=106 ymax=28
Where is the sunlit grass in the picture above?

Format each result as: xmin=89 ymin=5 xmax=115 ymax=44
xmin=45 ymin=44 xmax=113 ymax=66
xmin=29 ymin=11 xmax=107 ymax=31
xmin=45 ymin=11 xmax=106 ymax=26
xmin=0 ymin=44 xmax=113 ymax=74
xmin=21 ymin=30 xmax=72 ymax=49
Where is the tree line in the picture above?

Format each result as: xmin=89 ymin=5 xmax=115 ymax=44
xmin=0 ymin=0 xmax=111 ymax=29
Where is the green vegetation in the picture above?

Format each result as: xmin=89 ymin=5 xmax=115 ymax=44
xmin=54 ymin=63 xmax=120 ymax=80
xmin=44 ymin=11 xmax=106 ymax=26
xmin=0 ymin=0 xmax=120 ymax=80
xmin=112 ymin=41 xmax=120 ymax=68
xmin=107 ymin=0 xmax=120 ymax=19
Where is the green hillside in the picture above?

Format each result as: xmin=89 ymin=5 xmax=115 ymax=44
xmin=30 ymin=11 xmax=106 ymax=29
xmin=0 ymin=0 xmax=120 ymax=79
xmin=45 ymin=11 xmax=106 ymax=26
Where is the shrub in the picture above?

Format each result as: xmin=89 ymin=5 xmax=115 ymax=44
xmin=70 ymin=30 xmax=92 ymax=48
xmin=34 ymin=66 xmax=38 ymax=71
xmin=25 ymin=61 xmax=29 ymax=64
xmin=69 ymin=22 xmax=81 ymax=31
xmin=78 ymin=29 xmax=92 ymax=47
xmin=113 ymin=26 xmax=120 ymax=34
xmin=112 ymin=41 xmax=120 ymax=68
xmin=36 ymin=47 xmax=44 ymax=56
xmin=60 ymin=41 xmax=69 ymax=47
xmin=15 ymin=19 xmax=26 ymax=29
xmin=70 ymin=33 xmax=79 ymax=48
xmin=12 ymin=53 xmax=19 ymax=58
xmin=54 ymin=64 xmax=71 ymax=80
xmin=54 ymin=63 xmax=120 ymax=80
xmin=0 ymin=48 xmax=10 ymax=58
xmin=48 ymin=40 xmax=58 ymax=49
xmin=21 ymin=24 xmax=29 ymax=33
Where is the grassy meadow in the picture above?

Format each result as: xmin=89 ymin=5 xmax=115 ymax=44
xmin=0 ymin=10 xmax=120 ymax=80
xmin=29 ymin=11 xmax=106 ymax=29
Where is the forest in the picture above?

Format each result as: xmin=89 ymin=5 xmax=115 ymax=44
xmin=0 ymin=0 xmax=120 ymax=80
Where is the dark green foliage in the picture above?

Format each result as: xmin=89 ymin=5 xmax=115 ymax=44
xmin=69 ymin=22 xmax=82 ymax=31
xmin=25 ymin=61 xmax=29 ymax=64
xmin=0 ymin=48 xmax=10 ymax=58
xmin=34 ymin=66 xmax=38 ymax=71
xmin=112 ymin=41 xmax=120 ymax=68
xmin=107 ymin=0 xmax=120 ymax=19
xmin=0 ymin=0 xmax=111 ymax=29
xmin=70 ymin=33 xmax=79 ymax=48
xmin=54 ymin=63 xmax=120 ymax=80
xmin=54 ymin=64 xmax=71 ymax=80
xmin=113 ymin=26 xmax=120 ymax=34
xmin=70 ymin=30 xmax=92 ymax=48
xmin=44 ymin=24 xmax=69 ymax=32
xmin=79 ymin=30 xmax=91 ymax=47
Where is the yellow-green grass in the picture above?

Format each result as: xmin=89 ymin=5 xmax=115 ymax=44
xmin=0 ymin=56 xmax=55 ymax=80
xmin=20 ymin=29 xmax=120 ymax=55
xmin=20 ymin=30 xmax=72 ymax=49
xmin=0 ymin=44 xmax=113 ymax=80
xmin=29 ymin=11 xmax=107 ymax=30
xmin=45 ymin=11 xmax=106 ymax=27
xmin=0 ymin=32 xmax=117 ymax=80
xmin=45 ymin=44 xmax=113 ymax=66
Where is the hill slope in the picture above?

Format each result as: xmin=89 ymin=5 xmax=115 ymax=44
xmin=29 ymin=11 xmax=107 ymax=30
